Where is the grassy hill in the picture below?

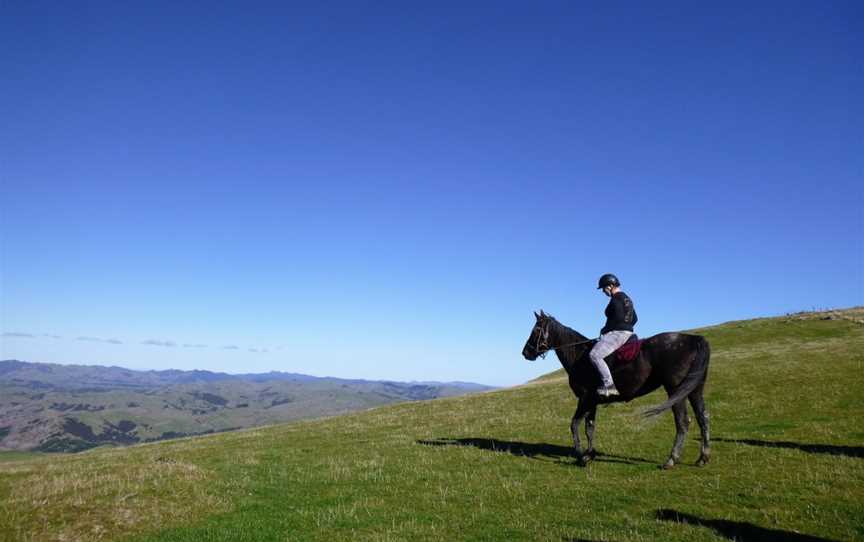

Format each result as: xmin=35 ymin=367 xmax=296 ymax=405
xmin=1 ymin=308 xmax=862 ymax=541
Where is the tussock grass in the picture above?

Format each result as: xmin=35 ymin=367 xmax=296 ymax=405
xmin=1 ymin=308 xmax=863 ymax=541
xmin=0 ymin=444 xmax=229 ymax=541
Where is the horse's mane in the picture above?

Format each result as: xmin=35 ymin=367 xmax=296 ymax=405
xmin=546 ymin=315 xmax=589 ymax=343
xmin=537 ymin=314 xmax=596 ymax=382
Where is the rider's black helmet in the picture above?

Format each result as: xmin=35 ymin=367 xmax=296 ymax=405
xmin=597 ymin=273 xmax=621 ymax=289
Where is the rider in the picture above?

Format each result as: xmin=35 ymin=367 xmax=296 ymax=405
xmin=590 ymin=273 xmax=638 ymax=397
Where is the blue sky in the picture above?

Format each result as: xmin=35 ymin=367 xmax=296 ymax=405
xmin=1 ymin=2 xmax=861 ymax=386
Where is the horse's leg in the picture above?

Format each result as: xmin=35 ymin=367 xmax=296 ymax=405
xmin=570 ymin=399 xmax=595 ymax=466
xmin=689 ymin=388 xmax=711 ymax=466
xmin=662 ymin=401 xmax=690 ymax=470
xmin=584 ymin=406 xmax=598 ymax=460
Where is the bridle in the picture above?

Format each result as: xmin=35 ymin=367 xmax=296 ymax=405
xmin=531 ymin=319 xmax=595 ymax=359
xmin=533 ymin=319 xmax=552 ymax=358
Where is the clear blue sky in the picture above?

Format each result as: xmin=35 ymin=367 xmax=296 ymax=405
xmin=1 ymin=2 xmax=861 ymax=386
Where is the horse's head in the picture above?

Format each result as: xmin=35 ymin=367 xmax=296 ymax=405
xmin=522 ymin=310 xmax=553 ymax=361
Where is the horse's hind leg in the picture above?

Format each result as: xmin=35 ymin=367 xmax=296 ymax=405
xmin=689 ymin=388 xmax=710 ymax=466
xmin=662 ymin=401 xmax=689 ymax=470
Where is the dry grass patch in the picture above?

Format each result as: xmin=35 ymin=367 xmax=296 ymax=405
xmin=784 ymin=306 xmax=864 ymax=325
xmin=0 ymin=449 xmax=229 ymax=542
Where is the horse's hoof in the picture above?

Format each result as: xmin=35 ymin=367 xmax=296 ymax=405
xmin=586 ymin=449 xmax=598 ymax=459
xmin=576 ymin=456 xmax=589 ymax=467
xmin=695 ymin=455 xmax=710 ymax=467
xmin=661 ymin=459 xmax=676 ymax=470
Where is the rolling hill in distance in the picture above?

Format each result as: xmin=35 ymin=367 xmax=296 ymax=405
xmin=0 ymin=307 xmax=862 ymax=541
xmin=0 ymin=361 xmax=495 ymax=453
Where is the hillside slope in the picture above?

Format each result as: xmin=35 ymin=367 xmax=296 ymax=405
xmin=1 ymin=308 xmax=862 ymax=541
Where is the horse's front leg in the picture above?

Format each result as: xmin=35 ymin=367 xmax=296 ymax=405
xmin=584 ymin=407 xmax=598 ymax=460
xmin=570 ymin=399 xmax=596 ymax=466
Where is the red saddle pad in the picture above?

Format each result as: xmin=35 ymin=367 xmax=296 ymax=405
xmin=612 ymin=337 xmax=643 ymax=366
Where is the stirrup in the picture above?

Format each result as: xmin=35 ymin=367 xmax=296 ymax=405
xmin=597 ymin=385 xmax=620 ymax=398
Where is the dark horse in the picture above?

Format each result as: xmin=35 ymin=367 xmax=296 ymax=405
xmin=521 ymin=310 xmax=711 ymax=469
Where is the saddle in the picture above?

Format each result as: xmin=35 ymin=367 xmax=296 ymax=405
xmin=606 ymin=334 xmax=643 ymax=369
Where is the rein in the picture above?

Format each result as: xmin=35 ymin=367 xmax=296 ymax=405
xmin=536 ymin=338 xmax=595 ymax=358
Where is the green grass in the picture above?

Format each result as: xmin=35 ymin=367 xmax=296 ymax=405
xmin=1 ymin=309 xmax=862 ymax=541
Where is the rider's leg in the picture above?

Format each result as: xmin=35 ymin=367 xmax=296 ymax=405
xmin=589 ymin=331 xmax=632 ymax=393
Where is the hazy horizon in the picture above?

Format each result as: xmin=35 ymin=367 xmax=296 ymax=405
xmin=4 ymin=305 xmax=860 ymax=387
xmin=0 ymin=357 xmax=498 ymax=385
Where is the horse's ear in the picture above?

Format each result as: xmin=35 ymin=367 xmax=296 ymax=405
xmin=534 ymin=310 xmax=540 ymax=320
xmin=540 ymin=309 xmax=546 ymax=317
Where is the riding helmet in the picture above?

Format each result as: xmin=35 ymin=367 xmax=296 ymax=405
xmin=597 ymin=273 xmax=621 ymax=289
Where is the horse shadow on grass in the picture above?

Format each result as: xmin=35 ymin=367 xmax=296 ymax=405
xmin=713 ymin=438 xmax=864 ymax=459
xmin=417 ymin=438 xmax=654 ymax=466
xmin=655 ymin=509 xmax=840 ymax=542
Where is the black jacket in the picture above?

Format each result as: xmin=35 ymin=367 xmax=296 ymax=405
xmin=601 ymin=292 xmax=638 ymax=334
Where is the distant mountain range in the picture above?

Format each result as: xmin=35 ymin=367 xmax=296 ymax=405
xmin=0 ymin=360 xmax=495 ymax=453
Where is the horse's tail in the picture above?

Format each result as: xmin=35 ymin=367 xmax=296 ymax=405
xmin=642 ymin=335 xmax=710 ymax=418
